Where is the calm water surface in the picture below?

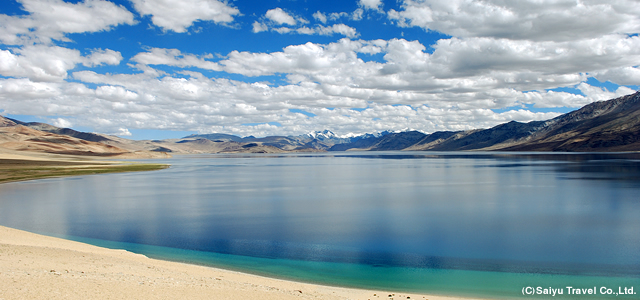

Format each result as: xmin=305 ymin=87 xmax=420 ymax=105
xmin=1 ymin=152 xmax=639 ymax=298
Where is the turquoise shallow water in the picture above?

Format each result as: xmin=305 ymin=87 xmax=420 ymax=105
xmin=44 ymin=233 xmax=640 ymax=299
xmin=1 ymin=152 xmax=639 ymax=299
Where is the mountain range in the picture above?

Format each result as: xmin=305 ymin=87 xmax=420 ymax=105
xmin=1 ymin=91 xmax=639 ymax=156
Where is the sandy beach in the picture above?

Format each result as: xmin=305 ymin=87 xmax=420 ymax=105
xmin=0 ymin=226 xmax=476 ymax=300
xmin=0 ymin=151 xmax=475 ymax=300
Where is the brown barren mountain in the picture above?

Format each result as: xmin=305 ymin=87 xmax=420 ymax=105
xmin=0 ymin=116 xmax=169 ymax=158
xmin=500 ymin=91 xmax=640 ymax=151
xmin=400 ymin=91 xmax=640 ymax=152
xmin=0 ymin=115 xmax=309 ymax=155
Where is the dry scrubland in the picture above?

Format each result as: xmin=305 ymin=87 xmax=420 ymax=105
xmin=0 ymin=150 xmax=168 ymax=184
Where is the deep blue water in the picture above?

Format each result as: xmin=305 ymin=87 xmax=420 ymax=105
xmin=1 ymin=152 xmax=639 ymax=299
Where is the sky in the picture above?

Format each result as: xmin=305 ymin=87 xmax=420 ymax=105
xmin=1 ymin=0 xmax=639 ymax=140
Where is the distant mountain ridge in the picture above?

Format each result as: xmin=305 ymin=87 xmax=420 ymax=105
xmin=321 ymin=91 xmax=640 ymax=152
xmin=184 ymin=129 xmax=394 ymax=151
xmin=2 ymin=91 xmax=639 ymax=154
xmin=501 ymin=91 xmax=640 ymax=151
xmin=0 ymin=118 xmax=169 ymax=158
xmin=341 ymin=91 xmax=640 ymax=152
xmin=7 ymin=118 xmax=112 ymax=143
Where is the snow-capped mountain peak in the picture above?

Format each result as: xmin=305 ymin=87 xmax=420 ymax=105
xmin=304 ymin=129 xmax=394 ymax=140
xmin=306 ymin=129 xmax=337 ymax=139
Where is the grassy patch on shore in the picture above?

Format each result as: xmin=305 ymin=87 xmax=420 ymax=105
xmin=0 ymin=160 xmax=169 ymax=183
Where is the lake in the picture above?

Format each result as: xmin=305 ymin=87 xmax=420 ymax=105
xmin=1 ymin=152 xmax=639 ymax=299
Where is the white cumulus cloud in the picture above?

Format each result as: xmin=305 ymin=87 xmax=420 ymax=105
xmin=131 ymin=48 xmax=221 ymax=71
xmin=0 ymin=46 xmax=122 ymax=82
xmin=0 ymin=0 xmax=136 ymax=45
xmin=265 ymin=8 xmax=299 ymax=26
xmin=313 ymin=11 xmax=327 ymax=24
xmin=388 ymin=0 xmax=640 ymax=42
xmin=255 ymin=7 xmax=358 ymax=38
xmin=130 ymin=0 xmax=240 ymax=33
xmin=52 ymin=117 xmax=72 ymax=128
xmin=1 ymin=0 xmax=639 ymax=138
xmin=359 ymin=0 xmax=383 ymax=11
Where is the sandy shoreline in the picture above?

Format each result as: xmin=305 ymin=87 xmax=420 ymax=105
xmin=0 ymin=150 xmax=476 ymax=300
xmin=0 ymin=226 xmax=477 ymax=300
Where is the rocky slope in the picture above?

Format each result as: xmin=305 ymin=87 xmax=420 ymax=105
xmin=335 ymin=91 xmax=640 ymax=152
xmin=500 ymin=91 xmax=640 ymax=151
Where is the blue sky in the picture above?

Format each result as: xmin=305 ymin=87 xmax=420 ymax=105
xmin=1 ymin=0 xmax=639 ymax=139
